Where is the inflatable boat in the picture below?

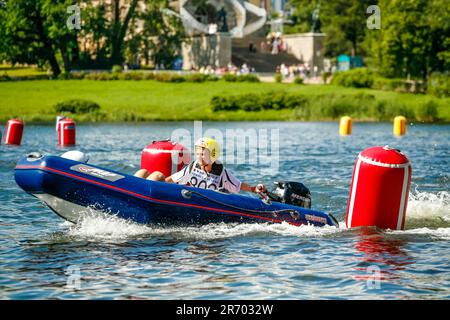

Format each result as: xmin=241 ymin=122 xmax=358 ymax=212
xmin=14 ymin=153 xmax=339 ymax=228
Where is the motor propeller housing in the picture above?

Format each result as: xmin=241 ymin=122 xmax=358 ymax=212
xmin=269 ymin=181 xmax=312 ymax=209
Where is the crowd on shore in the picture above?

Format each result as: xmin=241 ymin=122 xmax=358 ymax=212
xmin=257 ymin=32 xmax=288 ymax=55
xmin=278 ymin=63 xmax=314 ymax=78
xmin=124 ymin=54 xmax=337 ymax=79
xmin=187 ymin=63 xmax=256 ymax=76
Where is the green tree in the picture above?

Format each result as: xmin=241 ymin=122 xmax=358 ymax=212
xmin=0 ymin=0 xmax=185 ymax=72
xmin=366 ymin=0 xmax=449 ymax=81
xmin=283 ymin=0 xmax=317 ymax=34
xmin=41 ymin=0 xmax=82 ymax=73
xmin=0 ymin=0 xmax=62 ymax=75
xmin=78 ymin=2 xmax=110 ymax=68
xmin=133 ymin=0 xmax=185 ymax=68
xmin=288 ymin=0 xmax=375 ymax=57
xmin=323 ymin=0 xmax=374 ymax=57
xmin=110 ymin=0 xmax=139 ymax=65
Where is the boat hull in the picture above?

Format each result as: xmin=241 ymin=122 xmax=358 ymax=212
xmin=14 ymin=154 xmax=339 ymax=227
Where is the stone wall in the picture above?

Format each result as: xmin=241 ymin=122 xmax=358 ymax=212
xmin=182 ymin=33 xmax=232 ymax=70
xmin=283 ymin=33 xmax=326 ymax=72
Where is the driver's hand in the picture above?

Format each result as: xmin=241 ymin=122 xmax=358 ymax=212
xmin=255 ymin=184 xmax=267 ymax=194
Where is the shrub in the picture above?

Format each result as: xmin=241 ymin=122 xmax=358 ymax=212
xmin=109 ymin=72 xmax=120 ymax=80
xmin=57 ymin=72 xmax=71 ymax=80
xmin=185 ymin=73 xmax=210 ymax=82
xmin=84 ymin=72 xmax=105 ymax=80
xmin=143 ymin=72 xmax=155 ymax=80
xmin=294 ymin=104 xmax=311 ymax=120
xmin=222 ymin=73 xmax=260 ymax=82
xmin=275 ymin=73 xmax=282 ymax=83
xmin=305 ymin=94 xmax=354 ymax=119
xmin=126 ymin=72 xmax=144 ymax=81
xmin=120 ymin=72 xmax=143 ymax=80
xmin=119 ymin=72 xmax=133 ymax=80
xmin=97 ymin=72 xmax=112 ymax=81
xmin=206 ymin=74 xmax=219 ymax=81
xmin=236 ymin=74 xmax=260 ymax=82
xmin=294 ymin=76 xmax=304 ymax=84
xmin=269 ymin=91 xmax=287 ymax=109
xmin=297 ymin=93 xmax=381 ymax=120
xmin=238 ymin=94 xmax=262 ymax=111
xmin=211 ymin=92 xmax=306 ymax=112
xmin=211 ymin=90 xmax=443 ymax=122
xmin=383 ymin=100 xmax=415 ymax=120
xmin=373 ymin=100 xmax=387 ymax=120
xmin=331 ymin=68 xmax=374 ymax=88
xmin=416 ymin=99 xmax=440 ymax=122
xmin=373 ymin=77 xmax=405 ymax=92
xmin=427 ymin=72 xmax=450 ymax=98
xmin=322 ymin=72 xmax=331 ymax=84
xmin=83 ymin=73 xmax=95 ymax=80
xmin=70 ymin=71 xmax=87 ymax=80
xmin=352 ymin=92 xmax=376 ymax=101
xmin=154 ymin=72 xmax=185 ymax=83
xmin=0 ymin=74 xmax=11 ymax=81
xmin=211 ymin=96 xmax=238 ymax=111
xmin=222 ymin=74 xmax=237 ymax=82
xmin=54 ymin=99 xmax=101 ymax=114
xmin=282 ymin=93 xmax=306 ymax=109
xmin=73 ymin=110 xmax=108 ymax=122
xmin=112 ymin=65 xmax=123 ymax=73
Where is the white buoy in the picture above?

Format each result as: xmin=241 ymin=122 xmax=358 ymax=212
xmin=61 ymin=150 xmax=89 ymax=163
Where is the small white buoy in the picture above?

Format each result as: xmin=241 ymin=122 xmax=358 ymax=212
xmin=61 ymin=150 xmax=89 ymax=163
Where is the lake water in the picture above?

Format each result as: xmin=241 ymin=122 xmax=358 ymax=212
xmin=0 ymin=122 xmax=449 ymax=299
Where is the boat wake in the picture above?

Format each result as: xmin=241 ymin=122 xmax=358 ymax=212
xmin=404 ymin=190 xmax=450 ymax=229
xmin=65 ymin=209 xmax=342 ymax=241
xmin=63 ymin=190 xmax=450 ymax=241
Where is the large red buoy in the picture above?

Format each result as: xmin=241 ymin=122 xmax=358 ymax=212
xmin=58 ymin=118 xmax=76 ymax=146
xmin=346 ymin=146 xmax=411 ymax=230
xmin=141 ymin=140 xmax=191 ymax=177
xmin=4 ymin=119 xmax=24 ymax=145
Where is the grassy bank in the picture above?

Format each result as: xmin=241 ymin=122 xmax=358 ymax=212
xmin=0 ymin=64 xmax=48 ymax=78
xmin=0 ymin=79 xmax=448 ymax=123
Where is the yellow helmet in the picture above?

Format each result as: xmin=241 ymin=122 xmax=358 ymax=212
xmin=195 ymin=137 xmax=221 ymax=163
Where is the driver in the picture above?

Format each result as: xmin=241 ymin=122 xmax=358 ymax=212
xmin=134 ymin=137 xmax=267 ymax=195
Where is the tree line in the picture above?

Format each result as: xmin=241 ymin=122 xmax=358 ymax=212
xmin=0 ymin=0 xmax=185 ymax=76
xmin=287 ymin=0 xmax=449 ymax=81
xmin=1 ymin=0 xmax=448 ymax=82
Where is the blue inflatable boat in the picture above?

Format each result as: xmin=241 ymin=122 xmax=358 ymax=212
xmin=14 ymin=153 xmax=339 ymax=228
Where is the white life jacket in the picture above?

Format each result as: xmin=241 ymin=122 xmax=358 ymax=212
xmin=170 ymin=160 xmax=241 ymax=194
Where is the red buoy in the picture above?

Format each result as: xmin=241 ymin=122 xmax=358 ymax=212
xmin=58 ymin=118 xmax=76 ymax=146
xmin=4 ymin=119 xmax=24 ymax=145
xmin=346 ymin=146 xmax=411 ymax=230
xmin=141 ymin=140 xmax=191 ymax=177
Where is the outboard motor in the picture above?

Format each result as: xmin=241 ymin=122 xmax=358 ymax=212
xmin=268 ymin=181 xmax=312 ymax=209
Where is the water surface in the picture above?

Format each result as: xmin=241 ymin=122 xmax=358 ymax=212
xmin=0 ymin=122 xmax=449 ymax=299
